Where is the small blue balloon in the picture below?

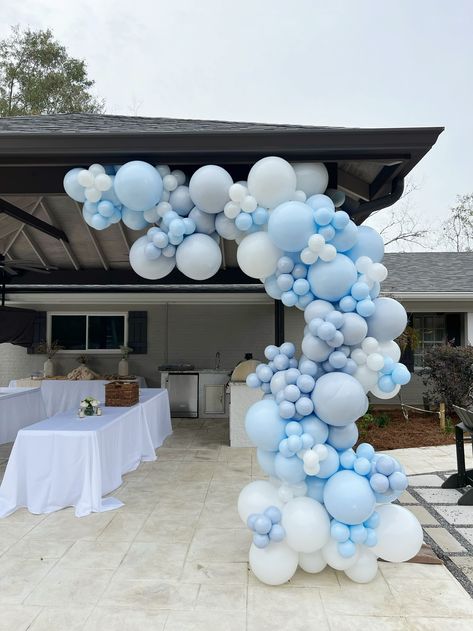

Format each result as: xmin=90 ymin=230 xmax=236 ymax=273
xmin=264 ymin=506 xmax=282 ymax=524
xmin=301 ymin=432 xmax=315 ymax=449
xmin=338 ymin=540 xmax=357 ymax=558
xmin=254 ymin=515 xmax=272 ymax=535
xmin=265 ymin=345 xmax=279 ymax=361
xmin=282 ymin=290 xmax=298 ymax=307
xmin=274 ymin=453 xmax=306 ymax=483
xmin=318 ymin=322 xmax=337 ymax=341
xmin=280 ymin=342 xmax=296 ymax=357
xmin=269 ymin=524 xmax=285 ymax=542
xmin=256 ymin=364 xmax=273 ymax=383
xmin=350 ymin=524 xmax=367 ymax=544
xmin=365 ymin=528 xmax=378 ymax=547
xmin=351 ymin=281 xmax=370 ymax=301
xmin=247 ymin=513 xmax=259 ymax=529
xmin=314 ymin=206 xmax=335 ymax=226
xmin=292 ymin=264 xmax=307 ymax=280
xmin=277 ymin=256 xmax=295 ymax=273
xmin=376 ymin=455 xmax=396 ymax=476
xmin=328 ymin=351 xmax=347 ymax=369
xmin=279 ymin=439 xmax=293 ymax=458
xmin=369 ymin=472 xmax=390 ymax=493
xmin=327 ymin=423 xmax=358 ymax=450
xmin=299 ymin=358 xmax=318 ymax=377
xmin=293 ymin=278 xmax=310 ymax=296
xmin=273 ymin=354 xmax=290 ymax=371
xmin=325 ymin=310 xmax=344 ymax=329
xmin=356 ymin=443 xmax=375 ymax=461
xmin=253 ymin=533 xmax=270 ymax=548
xmin=356 ymin=298 xmax=376 ymax=317
xmin=324 ymin=470 xmax=376 ymax=525
xmin=286 ymin=421 xmax=303 ymax=437
xmin=235 ymin=212 xmax=253 ymax=231
xmin=316 ymin=445 xmax=340 ymax=479
xmin=389 ymin=471 xmax=408 ymax=491
xmin=354 ymin=457 xmax=371 ymax=476
xmin=284 ymin=384 xmax=301 ymax=403
xmin=331 ymin=520 xmax=350 ymax=542
xmin=340 ymin=449 xmax=357 ymax=470
xmin=253 ymin=207 xmax=269 ymax=225
xmin=331 ymin=210 xmax=350 ymax=230
xmin=364 ymin=512 xmax=380 ymax=529
xmin=287 ymin=434 xmax=303 ymax=453
xmin=339 ymin=295 xmax=357 ymax=312
xmin=381 ymin=356 xmax=395 ymax=374
xmin=296 ymin=374 xmax=315 ymax=394
xmin=295 ymin=396 xmax=314 ymax=416
xmin=378 ymin=375 xmax=396 ymax=393
xmin=391 ymin=363 xmax=411 ymax=385
xmin=246 ymin=373 xmax=261 ymax=388
xmin=279 ymin=400 xmax=296 ymax=419
xmin=277 ymin=273 xmax=294 ymax=292
xmin=318 ymin=225 xmax=336 ymax=241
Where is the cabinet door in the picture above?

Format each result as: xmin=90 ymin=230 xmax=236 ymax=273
xmin=204 ymin=384 xmax=226 ymax=414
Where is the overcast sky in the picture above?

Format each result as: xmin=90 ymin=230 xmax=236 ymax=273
xmin=2 ymin=0 xmax=473 ymax=248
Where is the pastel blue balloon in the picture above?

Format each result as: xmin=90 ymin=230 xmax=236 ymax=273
xmin=332 ymin=210 xmax=350 ymax=230
xmin=284 ymin=385 xmax=300 ymax=403
xmin=265 ymin=345 xmax=279 ymax=361
xmin=338 ymin=540 xmax=357 ymax=558
xmin=282 ymin=290 xmax=298 ymax=307
xmin=369 ymin=281 xmax=381 ymax=299
xmin=318 ymin=322 xmax=337 ymax=341
xmin=261 ymin=382 xmax=271 ymax=394
xmin=356 ymin=298 xmax=376 ymax=318
xmin=312 ymin=372 xmax=368 ymax=427
xmin=356 ymin=443 xmax=375 ymax=460
xmin=342 ymin=359 xmax=357 ymax=375
xmin=364 ymin=511 xmax=380 ymax=529
xmin=292 ymin=264 xmax=307 ymax=279
xmin=122 ymin=207 xmax=149 ymax=230
xmin=376 ymin=455 xmax=396 ymax=476
xmin=354 ymin=457 xmax=371 ymax=476
xmin=269 ymin=524 xmax=285 ymax=542
xmin=63 ymin=168 xmax=86 ymax=202
xmin=247 ymin=513 xmax=259 ymax=529
xmin=329 ymin=220 xmax=358 ymax=252
xmin=268 ymin=201 xmax=315 ymax=252
xmin=169 ymin=185 xmax=193 ymax=216
xmin=235 ymin=212 xmax=253 ymax=231
xmin=279 ymin=438 xmax=293 ymax=458
xmin=280 ymin=342 xmax=296 ymax=357
xmin=389 ymin=471 xmax=408 ymax=491
xmin=306 ymin=476 xmax=326 ymax=502
xmin=277 ymin=273 xmax=294 ymax=292
xmin=98 ymin=200 xmax=115 ymax=217
xmin=327 ymin=423 xmax=358 ymax=450
xmin=349 ymin=524 xmax=367 ymax=544
xmin=378 ymin=375 xmax=396 ymax=393
xmin=253 ymin=533 xmax=270 ymax=548
xmin=313 ymin=206 xmax=334 ymax=226
xmin=279 ymin=400 xmax=296 ymax=419
xmin=298 ymin=293 xmax=314 ymax=310
xmin=256 ymin=364 xmax=273 ymax=383
xmin=331 ymin=520 xmax=350 ymax=542
xmin=287 ymin=435 xmax=303 ymax=453
xmin=286 ymin=421 xmax=303 ymax=436
xmin=114 ymin=161 xmax=163 ymax=212
xmin=381 ymin=356 xmax=395 ymax=374
xmin=153 ymin=232 xmax=169 ymax=248
xmin=306 ymin=194 xmax=335 ymax=212
xmin=318 ymin=225 xmax=336 ymax=241
xmin=285 ymin=368 xmax=301 ymax=384
xmin=274 ymin=453 xmax=306 ymax=483
xmin=300 ymin=415 xmax=329 ymax=444
xmin=316 ymin=445 xmax=340 ymax=479
xmin=299 ymin=358 xmax=318 ymax=377
xmin=245 ymin=399 xmax=287 ymax=451
xmin=264 ymin=275 xmax=283 ymax=300
xmin=365 ymin=529 xmax=378 ymax=547
xmin=183 ymin=218 xmax=196 ymax=235
xmin=351 ymin=281 xmax=370 ymax=301
xmin=169 ymin=218 xmax=186 ymax=237
xmin=339 ymin=295 xmax=357 ymax=312
xmin=293 ymin=278 xmax=310 ymax=296
xmin=253 ymin=207 xmax=269 ymax=225
xmin=254 ymin=515 xmax=272 ymax=535
xmin=297 ymin=374 xmax=315 ymax=393
xmin=145 ymin=243 xmax=161 ymax=260
xmin=90 ymin=213 xmax=110 ymax=230
xmin=325 ymin=310 xmax=344 ymax=329
xmin=256 ymin=449 xmax=277 ymax=477
xmin=324 ymin=470 xmax=376 ymax=525
xmin=277 ymin=256 xmax=295 ymax=273
xmin=340 ymin=449 xmax=357 ymax=469
xmin=246 ymin=373 xmax=261 ymax=388
xmin=264 ymin=506 xmax=282 ymax=524
xmin=189 ymin=207 xmax=216 ymax=234
xmin=369 ymin=473 xmax=389 ymax=494
xmin=391 ymin=363 xmax=411 ymax=385
xmin=308 ymin=254 xmax=357 ymax=302
xmin=301 ymin=432 xmax=315 ymax=449
xmin=328 ymin=351 xmax=347 ymax=369
xmin=295 ymin=396 xmax=314 ymax=416
xmin=346 ymin=225 xmax=385 ymax=263
xmin=273 ymin=354 xmax=290 ymax=370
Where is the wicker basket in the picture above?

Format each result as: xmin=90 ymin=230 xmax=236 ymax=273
xmin=105 ymin=380 xmax=139 ymax=407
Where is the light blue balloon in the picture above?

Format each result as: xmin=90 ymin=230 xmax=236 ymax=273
xmin=364 ymin=511 xmax=380 ymax=529
xmin=277 ymin=273 xmax=294 ymax=292
xmin=284 ymin=384 xmax=301 ymax=403
xmin=312 ymin=373 xmax=368 ymax=427
xmin=253 ymin=533 xmax=270 ymax=548
xmin=338 ymin=540 xmax=357 ymax=558
xmin=247 ymin=513 xmax=259 ymax=529
xmin=256 ymin=364 xmax=273 ymax=383
xmin=285 ymin=368 xmax=301 ymax=384
xmin=301 ymin=432 xmax=315 ymax=449
xmin=261 ymin=382 xmax=271 ymax=394
xmin=346 ymin=225 xmax=385 ymax=263
xmin=286 ymin=421 xmax=303 ymax=436
xmin=300 ymin=415 xmax=329 ymax=444
xmin=274 ymin=453 xmax=306 ymax=483
xmin=351 ymin=281 xmax=370 ymax=301
xmin=306 ymin=194 xmax=335 ymax=212
xmin=332 ymin=210 xmax=350 ymax=230
xmin=269 ymin=524 xmax=285 ymax=541
xmin=121 ymin=207 xmax=149 ymax=230
xmin=376 ymin=455 xmax=396 ymax=476
xmin=264 ymin=275 xmax=283 ymax=300
xmin=114 ymin=161 xmax=163 ymax=212
xmin=313 ymin=206 xmax=334 ymax=226
xmin=316 ymin=445 xmax=340 ymax=479
xmin=245 ymin=399 xmax=287 ymax=451
xmin=389 ymin=471 xmax=408 ymax=491
xmin=282 ymin=290 xmax=298 ymax=307
xmin=293 ymin=278 xmax=310 ymax=296
xmin=323 ymin=470 xmax=376 ymax=525
xmin=101 ymin=176 xmax=122 ymax=206
xmin=235 ymin=213 xmax=253 ymax=231
xmin=63 ymin=168 xmax=86 ymax=202
xmin=265 ymin=345 xmax=279 ymax=361
xmin=329 ymin=220 xmax=358 ymax=252
xmin=306 ymin=476 xmax=326 ymax=502
xmin=354 ymin=457 xmax=371 ymax=476
xmin=391 ymin=363 xmax=411 ymax=385
xmin=356 ymin=298 xmax=376 ymax=318
xmin=318 ymin=225 xmax=336 ymax=241
xmin=169 ymin=185 xmax=193 ymax=216
xmin=279 ymin=400 xmax=296 ymax=419
xmin=339 ymin=449 xmax=357 ymax=470
xmin=253 ymin=207 xmax=269 ymax=225
xmin=378 ymin=375 xmax=396 ymax=393
xmin=349 ymin=524 xmax=367 ymax=544
xmin=188 ymin=207 xmax=216 ymax=234
xmin=90 ymin=213 xmax=110 ymax=230
xmin=297 ymin=374 xmax=315 ymax=393
xmin=97 ymin=200 xmax=115 ymax=217
xmin=327 ymin=423 xmax=358 ymax=450
xmin=308 ymin=254 xmax=357 ymax=302
xmin=264 ymin=506 xmax=282 ymax=523
xmin=331 ymin=520 xmax=350 ymax=542
xmin=279 ymin=438 xmax=293 ymax=458
xmin=339 ymin=295 xmax=357 ymax=312
xmin=145 ymin=243 xmax=161 ymax=260
xmin=365 ymin=528 xmax=378 ymax=547
xmin=287 ymin=434 xmax=303 ymax=452
xmin=268 ymin=201 xmax=315 ymax=252
xmin=356 ymin=443 xmax=375 ymax=460
xmin=369 ymin=473 xmax=389 ymax=494
xmin=274 ymin=354 xmax=290 ymax=370
xmin=246 ymin=373 xmax=261 ymax=388
xmin=342 ymin=359 xmax=357 ymax=375
xmin=299 ymin=358 xmax=318 ymax=377
xmin=254 ymin=515 xmax=272 ymax=534
xmin=295 ymin=396 xmax=314 ymax=416
xmin=381 ymin=356 xmax=395 ymax=374
xmin=277 ymin=256 xmax=294 ymax=273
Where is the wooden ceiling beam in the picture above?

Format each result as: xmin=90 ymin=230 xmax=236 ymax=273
xmin=74 ymin=201 xmax=109 ymax=271
xmin=40 ymin=199 xmax=81 ymax=271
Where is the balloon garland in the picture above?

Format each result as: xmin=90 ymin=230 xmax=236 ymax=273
xmin=64 ymin=157 xmax=422 ymax=585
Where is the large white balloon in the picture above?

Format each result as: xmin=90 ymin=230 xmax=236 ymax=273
xmin=370 ymin=383 xmax=401 ymax=400
xmin=189 ymin=165 xmax=233 ymax=214
xmin=129 ymin=236 xmax=175 ymax=280
xmin=298 ymin=550 xmax=327 ymax=574
xmin=249 ymin=541 xmax=298 ymax=585
xmin=281 ymin=497 xmax=330 ymax=553
xmin=344 ymin=548 xmax=379 ymax=583
xmin=322 ymin=539 xmax=359 ymax=571
xmin=247 ymin=157 xmax=296 ymax=208
xmin=175 ymin=233 xmax=222 ymax=280
xmin=237 ymin=480 xmax=282 ymax=523
xmin=292 ymin=162 xmax=329 ymax=196
xmin=237 ymin=232 xmax=282 ymax=279
xmin=371 ymin=504 xmax=423 ymax=562
xmin=378 ymin=340 xmax=401 ymax=363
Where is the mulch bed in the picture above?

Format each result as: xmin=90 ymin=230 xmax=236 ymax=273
xmin=356 ymin=407 xmax=456 ymax=451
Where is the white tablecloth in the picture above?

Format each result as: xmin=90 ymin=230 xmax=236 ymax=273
xmin=9 ymin=377 xmax=148 ymax=417
xmin=0 ymin=388 xmax=47 ymax=445
xmin=0 ymin=388 xmax=171 ymax=518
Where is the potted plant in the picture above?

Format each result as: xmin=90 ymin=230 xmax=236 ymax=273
xmin=36 ymin=340 xmax=63 ymax=377
xmin=78 ymin=396 xmax=101 ymax=417
xmin=118 ymin=345 xmax=133 ymax=377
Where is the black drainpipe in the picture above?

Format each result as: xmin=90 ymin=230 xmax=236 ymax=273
xmin=350 ymin=177 xmax=405 ymax=224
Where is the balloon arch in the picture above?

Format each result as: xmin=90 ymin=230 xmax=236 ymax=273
xmin=64 ymin=157 xmax=422 ymax=585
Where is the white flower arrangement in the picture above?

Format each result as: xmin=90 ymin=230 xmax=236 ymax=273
xmin=78 ymin=396 xmax=102 ymax=418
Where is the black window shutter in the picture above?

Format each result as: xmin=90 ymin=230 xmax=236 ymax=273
xmin=446 ymin=313 xmax=462 ymax=346
xmin=400 ymin=312 xmax=414 ymax=372
xmin=128 ymin=311 xmax=147 ymax=354
xmin=27 ymin=311 xmax=46 ymax=354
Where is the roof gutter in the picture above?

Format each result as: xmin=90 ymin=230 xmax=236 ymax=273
xmin=351 ymin=177 xmax=405 ymax=223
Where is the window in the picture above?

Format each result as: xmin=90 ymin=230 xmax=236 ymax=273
xmin=412 ymin=314 xmax=446 ymax=369
xmin=48 ymin=313 xmax=127 ymax=352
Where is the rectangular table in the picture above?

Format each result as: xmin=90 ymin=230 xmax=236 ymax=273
xmin=0 ymin=387 xmax=47 ymax=445
xmin=9 ymin=377 xmax=148 ymax=417
xmin=0 ymin=388 xmax=171 ymax=518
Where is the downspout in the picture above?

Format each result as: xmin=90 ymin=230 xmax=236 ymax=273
xmin=350 ymin=177 xmax=405 ymax=224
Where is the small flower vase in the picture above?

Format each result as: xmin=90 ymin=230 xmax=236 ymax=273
xmin=118 ymin=358 xmax=129 ymax=377
xmin=84 ymin=404 xmax=94 ymax=416
xmin=43 ymin=358 xmax=55 ymax=377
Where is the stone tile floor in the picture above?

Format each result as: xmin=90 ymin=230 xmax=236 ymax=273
xmin=0 ymin=420 xmax=473 ymax=630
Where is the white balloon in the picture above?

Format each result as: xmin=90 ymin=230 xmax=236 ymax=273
xmin=94 ymin=173 xmax=112 ymax=191
xmin=189 ymin=165 xmax=233 ymax=214
xmin=85 ymin=187 xmax=101 ymax=202
xmin=237 ymin=480 xmax=282 ymax=523
xmin=366 ymin=352 xmax=384 ymax=372
xmin=322 ymin=539 xmax=359 ymax=571
xmin=371 ymin=504 xmax=423 ymax=562
xmin=299 ymin=550 xmax=327 ymax=574
xmin=353 ymin=365 xmax=378 ymax=393
xmin=129 ymin=236 xmax=175 ymax=280
xmin=301 ymin=335 xmax=331 ymax=363
xmin=292 ymin=162 xmax=329 ymax=196
xmin=249 ymin=541 xmax=298 ymax=586
xmin=344 ymin=548 xmax=379 ymax=583
xmin=281 ymin=497 xmax=330 ymax=553
xmin=78 ymin=169 xmax=95 ymax=188
xmin=370 ymin=383 xmax=401 ymax=400
xmin=89 ymin=163 xmax=105 ymax=175
xmin=175 ymin=233 xmax=221 ymax=280
xmin=237 ymin=232 xmax=282 ymax=279
xmin=143 ymin=206 xmax=159 ymax=223
xmin=247 ymin=157 xmax=296 ymax=208
xmin=378 ymin=341 xmax=401 ymax=363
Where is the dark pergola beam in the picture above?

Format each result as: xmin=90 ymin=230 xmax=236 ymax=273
xmin=0 ymin=197 xmax=68 ymax=242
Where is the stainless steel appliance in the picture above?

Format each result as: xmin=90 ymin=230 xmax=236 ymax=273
xmin=166 ymin=372 xmax=199 ymax=418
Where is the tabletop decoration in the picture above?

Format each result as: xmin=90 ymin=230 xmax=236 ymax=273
xmin=78 ymin=396 xmax=101 ymax=418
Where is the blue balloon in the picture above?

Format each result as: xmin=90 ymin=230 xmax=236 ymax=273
xmin=369 ymin=473 xmax=389 ymax=494
xmin=376 ymin=455 xmax=396 ymax=476
xmin=346 ymin=225 xmax=385 ymax=263
xmin=269 ymin=524 xmax=286 ymax=542
xmin=364 ymin=511 xmax=380 ymax=529
xmin=295 ymin=396 xmax=314 ymax=416
xmin=332 ymin=210 xmax=350 ymax=230
xmin=253 ymin=533 xmax=270 ymax=548
xmin=254 ymin=515 xmax=272 ymax=535
xmin=286 ymin=421 xmax=303 ymax=436
xmin=389 ymin=471 xmax=408 ymax=491
xmin=339 ymin=295 xmax=357 ymax=312
xmin=331 ymin=520 xmax=350 ymax=542
xmin=264 ymin=275 xmax=283 ymax=300
xmin=378 ymin=375 xmax=396 ymax=393
xmin=323 ymin=470 xmax=376 ymax=525
xmin=391 ymin=363 xmax=411 ymax=385
xmin=354 ymin=457 xmax=371 ymax=476
xmin=235 ymin=213 xmax=253 ymax=231
xmin=356 ymin=443 xmax=375 ymax=460
xmin=256 ymin=449 xmax=278 ymax=476
xmin=306 ymin=194 xmax=335 ymax=212
xmin=264 ymin=506 xmax=282 ymax=523
xmin=245 ymin=400 xmax=287 ymax=451
xmin=63 ymin=168 xmax=86 ymax=202
xmin=312 ymin=373 xmax=368 ymax=427
xmin=268 ymin=201 xmax=315 ymax=252
xmin=256 ymin=364 xmax=273 ymax=383
xmin=349 ymin=524 xmax=367 ymax=544
xmin=121 ymin=207 xmax=149 ymax=230
xmin=247 ymin=514 xmax=259 ymax=529
xmin=318 ymin=225 xmax=336 ymax=241
xmin=306 ymin=476 xmax=326 ymax=502
xmin=114 ymin=161 xmax=163 ymax=212
xmin=274 ymin=453 xmax=306 ymax=483
xmin=279 ymin=400 xmax=296 ymax=419
xmin=300 ymin=415 xmax=329 ymax=444
xmin=340 ymin=449 xmax=356 ymax=469
xmin=277 ymin=256 xmax=295 ymax=273
xmin=356 ymin=298 xmax=376 ymax=318
xmin=246 ymin=373 xmax=261 ymax=388
xmin=308 ymin=254 xmax=357 ymax=302
xmin=327 ymin=423 xmax=358 ymax=450
xmin=293 ymin=278 xmax=310 ymax=296
xmin=314 ymin=445 xmax=340 ymax=479
xmin=282 ymin=290 xmax=298 ymax=307
xmin=338 ymin=540 xmax=357 ymax=558
xmin=313 ymin=206 xmax=335 ymax=226
xmin=329 ymin=220 xmax=358 ymax=252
